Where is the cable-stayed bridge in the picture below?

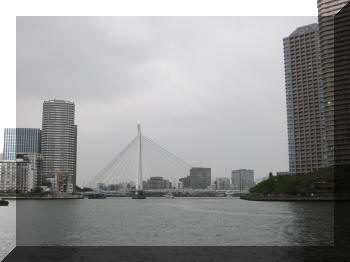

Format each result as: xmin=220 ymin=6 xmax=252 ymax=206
xmin=88 ymin=124 xmax=192 ymax=190
xmin=88 ymin=125 xmax=248 ymax=197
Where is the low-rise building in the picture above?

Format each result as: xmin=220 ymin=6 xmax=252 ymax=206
xmin=0 ymin=161 xmax=17 ymax=192
xmin=0 ymin=154 xmax=41 ymax=193
xmin=46 ymin=171 xmax=74 ymax=193
xmin=146 ymin=176 xmax=172 ymax=189
xmin=106 ymin=184 xmax=119 ymax=191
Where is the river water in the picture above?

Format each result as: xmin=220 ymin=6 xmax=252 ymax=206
xmin=0 ymin=200 xmax=15 ymax=261
xmin=1 ymin=197 xmax=333 ymax=259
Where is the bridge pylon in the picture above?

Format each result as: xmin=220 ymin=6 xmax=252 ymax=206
xmin=132 ymin=124 xmax=146 ymax=199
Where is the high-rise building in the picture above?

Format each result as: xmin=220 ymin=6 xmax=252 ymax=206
xmin=41 ymin=99 xmax=77 ymax=191
xmin=3 ymin=128 xmax=41 ymax=160
xmin=318 ymin=0 xmax=349 ymax=166
xmin=283 ymin=23 xmax=328 ymax=174
xmin=231 ymin=169 xmax=254 ymax=191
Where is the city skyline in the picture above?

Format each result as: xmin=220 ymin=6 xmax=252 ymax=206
xmin=1 ymin=1 xmax=349 ymax=261
xmin=14 ymin=16 xmax=319 ymax=185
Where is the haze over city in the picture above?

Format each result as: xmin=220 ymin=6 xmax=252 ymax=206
xmin=13 ymin=16 xmax=318 ymax=185
xmin=2 ymin=0 xmax=350 ymax=261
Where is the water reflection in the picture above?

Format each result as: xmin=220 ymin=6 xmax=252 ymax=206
xmin=284 ymin=201 xmax=334 ymax=246
xmin=15 ymin=198 xmax=333 ymax=246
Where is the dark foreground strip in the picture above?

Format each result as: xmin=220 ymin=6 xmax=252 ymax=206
xmin=3 ymin=246 xmax=345 ymax=262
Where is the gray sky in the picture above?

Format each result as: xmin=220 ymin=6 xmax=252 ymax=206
xmin=16 ymin=16 xmax=317 ymax=185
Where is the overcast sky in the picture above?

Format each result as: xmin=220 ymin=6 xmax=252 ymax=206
xmin=15 ymin=16 xmax=317 ymax=185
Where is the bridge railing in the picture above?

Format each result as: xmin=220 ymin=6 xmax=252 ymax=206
xmin=82 ymin=189 xmax=249 ymax=196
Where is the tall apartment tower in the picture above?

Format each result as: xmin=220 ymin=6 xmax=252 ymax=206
xmin=41 ymin=100 xmax=77 ymax=189
xmin=317 ymin=0 xmax=349 ymax=166
xmin=3 ymin=128 xmax=41 ymax=160
xmin=283 ymin=24 xmax=328 ymax=174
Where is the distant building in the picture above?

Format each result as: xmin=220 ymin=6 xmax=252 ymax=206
xmin=3 ymin=128 xmax=41 ymax=160
xmin=179 ymin=168 xmax=211 ymax=189
xmin=215 ymin=177 xmax=231 ymax=190
xmin=231 ymin=169 xmax=254 ymax=191
xmin=0 ymin=153 xmax=3 ymax=160
xmin=164 ymin=179 xmax=172 ymax=189
xmin=179 ymin=176 xmax=190 ymax=189
xmin=189 ymin=167 xmax=211 ymax=189
xmin=147 ymin=177 xmax=164 ymax=189
xmin=47 ymin=177 xmax=59 ymax=192
xmin=47 ymin=171 xmax=74 ymax=193
xmin=41 ymin=99 xmax=77 ymax=191
xmin=142 ymin=181 xmax=148 ymax=190
xmin=106 ymin=184 xmax=119 ymax=191
xmin=97 ymin=183 xmax=106 ymax=191
xmin=146 ymin=177 xmax=172 ymax=189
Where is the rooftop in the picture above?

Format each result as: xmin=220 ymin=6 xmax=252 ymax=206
xmin=44 ymin=99 xmax=74 ymax=104
xmin=290 ymin=23 xmax=318 ymax=36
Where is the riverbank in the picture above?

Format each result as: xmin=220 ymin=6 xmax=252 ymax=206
xmin=240 ymin=195 xmax=334 ymax=201
xmin=2 ymin=196 xmax=83 ymax=200
xmin=1 ymin=192 xmax=83 ymax=200
xmin=243 ymin=167 xmax=341 ymax=201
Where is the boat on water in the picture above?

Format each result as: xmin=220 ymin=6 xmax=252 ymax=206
xmin=0 ymin=199 xmax=9 ymax=206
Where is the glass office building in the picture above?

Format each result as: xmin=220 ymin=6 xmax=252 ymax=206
xmin=3 ymin=128 xmax=41 ymax=160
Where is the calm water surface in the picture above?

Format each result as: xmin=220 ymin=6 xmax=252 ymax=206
xmin=13 ymin=197 xmax=333 ymax=247
xmin=0 ymin=200 xmax=15 ymax=261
